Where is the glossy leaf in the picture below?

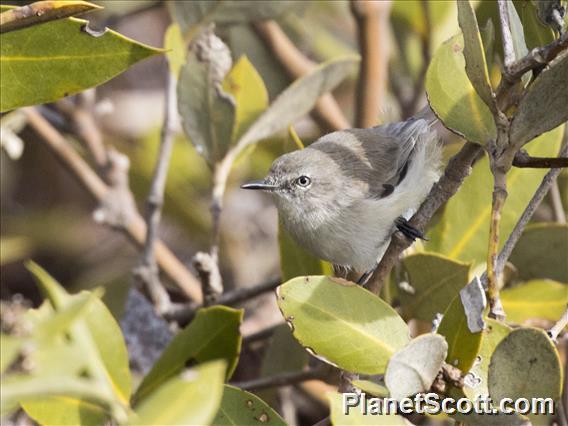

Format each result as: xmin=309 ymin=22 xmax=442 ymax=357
xmin=134 ymin=306 xmax=243 ymax=403
xmin=385 ymin=334 xmax=448 ymax=400
xmin=510 ymin=51 xmax=568 ymax=147
xmin=426 ymin=33 xmax=496 ymax=145
xmin=170 ymin=1 xmax=302 ymax=36
xmin=509 ymin=223 xmax=568 ymax=282
xmin=488 ymin=328 xmax=562 ymax=402
xmin=177 ymin=27 xmax=235 ymax=164
xmin=400 ymin=253 xmax=471 ymax=321
xmin=236 ymin=56 xmax=359 ymax=150
xmin=427 ymin=127 xmax=563 ymax=265
xmin=0 ymin=7 xmax=162 ymax=112
xmin=129 ymin=361 xmax=226 ymax=426
xmin=457 ymin=0 xmax=496 ymax=110
xmin=0 ymin=1 xmax=101 ymax=33
xmin=437 ymin=294 xmax=483 ymax=372
xmin=164 ymin=23 xmax=185 ymax=78
xmin=276 ymin=276 xmax=410 ymax=374
xmin=212 ymin=385 xmax=286 ymax=426
xmin=463 ymin=319 xmax=512 ymax=401
xmin=501 ymin=280 xmax=567 ymax=323
xmin=328 ymin=392 xmax=405 ymax=425
xmin=222 ymin=55 xmax=268 ymax=142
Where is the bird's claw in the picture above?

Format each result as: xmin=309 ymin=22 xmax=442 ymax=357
xmin=395 ymin=217 xmax=427 ymax=241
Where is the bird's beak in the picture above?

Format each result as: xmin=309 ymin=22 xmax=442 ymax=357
xmin=241 ymin=179 xmax=277 ymax=191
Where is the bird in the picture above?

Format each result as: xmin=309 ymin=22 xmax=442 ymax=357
xmin=241 ymin=113 xmax=441 ymax=283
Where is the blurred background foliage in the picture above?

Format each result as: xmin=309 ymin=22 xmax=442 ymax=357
xmin=1 ymin=0 xmax=567 ymax=425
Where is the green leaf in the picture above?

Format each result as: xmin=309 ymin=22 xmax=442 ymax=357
xmin=129 ymin=361 xmax=226 ymax=426
xmin=426 ymin=33 xmax=496 ymax=145
xmin=164 ymin=23 xmax=185 ymax=78
xmin=236 ymin=55 xmax=359 ymax=150
xmin=400 ymin=253 xmax=471 ymax=321
xmin=427 ymin=126 xmax=563 ymax=265
xmin=514 ymin=0 xmax=555 ymax=49
xmin=385 ymin=334 xmax=448 ymax=400
xmin=510 ymin=51 xmax=568 ymax=147
xmin=212 ymin=385 xmax=286 ymax=426
xmin=488 ymin=328 xmax=562 ymax=402
xmin=0 ymin=1 xmax=101 ymax=33
xmin=328 ymin=392 xmax=405 ymax=425
xmin=463 ymin=319 xmax=511 ymax=401
xmin=391 ymin=1 xmax=452 ymax=38
xmin=352 ymin=380 xmax=389 ymax=397
xmin=457 ymin=0 xmax=496 ymax=111
xmin=1 ymin=334 xmax=22 ymax=373
xmin=222 ymin=55 xmax=268 ymax=143
xmin=0 ymin=236 xmax=32 ymax=265
xmin=134 ymin=306 xmax=243 ymax=404
xmin=509 ymin=223 xmax=568 ymax=282
xmin=178 ymin=27 xmax=235 ymax=164
xmin=22 ymin=397 xmax=108 ymax=426
xmin=25 ymin=262 xmax=131 ymax=407
xmin=501 ymin=280 xmax=567 ymax=323
xmin=437 ymin=294 xmax=483 ymax=372
xmin=0 ymin=7 xmax=162 ymax=112
xmin=170 ymin=1 xmax=302 ymax=36
xmin=279 ymin=223 xmax=332 ymax=282
xmin=506 ymin=0 xmax=529 ymax=62
xmin=276 ymin=276 xmax=410 ymax=375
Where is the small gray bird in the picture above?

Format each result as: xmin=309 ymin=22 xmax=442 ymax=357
xmin=242 ymin=115 xmax=441 ymax=281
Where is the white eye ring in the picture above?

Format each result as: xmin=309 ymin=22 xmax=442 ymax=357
xmin=295 ymin=175 xmax=311 ymax=187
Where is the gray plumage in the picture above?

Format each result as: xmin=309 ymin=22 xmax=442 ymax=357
xmin=242 ymin=116 xmax=442 ymax=272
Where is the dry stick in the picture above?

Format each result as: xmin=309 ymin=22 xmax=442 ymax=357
xmin=549 ymin=307 xmax=568 ymax=341
xmin=367 ymin=142 xmax=483 ymax=294
xmin=135 ymin=71 xmax=178 ymax=313
xmin=253 ymin=20 xmax=350 ymax=132
xmin=24 ymin=107 xmax=203 ymax=302
xmin=232 ymin=368 xmax=328 ymax=392
xmin=513 ymin=151 xmax=568 ymax=168
xmin=350 ymin=0 xmax=392 ymax=128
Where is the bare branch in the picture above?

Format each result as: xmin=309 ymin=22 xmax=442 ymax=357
xmin=513 ymin=150 xmax=568 ymax=168
xmin=350 ymin=0 xmax=392 ymax=127
xmin=193 ymin=251 xmax=223 ymax=306
xmin=231 ymin=368 xmax=328 ymax=392
xmin=135 ymin=72 xmax=178 ymax=313
xmin=24 ymin=107 xmax=203 ymax=302
xmin=253 ymin=20 xmax=350 ymax=131
xmin=498 ymin=0 xmax=515 ymax=67
xmin=548 ymin=307 xmax=568 ymax=341
xmin=367 ymin=142 xmax=483 ymax=294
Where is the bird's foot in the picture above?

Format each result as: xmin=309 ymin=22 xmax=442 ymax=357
xmin=395 ymin=217 xmax=427 ymax=241
xmin=357 ymin=268 xmax=375 ymax=286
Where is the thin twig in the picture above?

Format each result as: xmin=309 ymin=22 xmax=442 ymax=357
xmin=498 ymin=0 xmax=515 ymax=67
xmin=367 ymin=142 xmax=483 ymax=294
xmin=231 ymin=368 xmax=328 ymax=392
xmin=164 ymin=277 xmax=281 ymax=325
xmin=135 ymin=71 xmax=178 ymax=313
xmin=24 ymin=107 xmax=203 ymax=302
xmin=548 ymin=307 xmax=568 ymax=341
xmin=350 ymin=0 xmax=392 ymax=127
xmin=513 ymin=150 xmax=568 ymax=168
xmin=253 ymin=20 xmax=350 ymax=132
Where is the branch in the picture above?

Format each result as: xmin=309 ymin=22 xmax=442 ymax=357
xmin=548 ymin=307 xmax=568 ymax=341
xmin=192 ymin=251 xmax=223 ymax=306
xmin=23 ymin=107 xmax=203 ymax=302
xmin=367 ymin=142 xmax=483 ymax=294
xmin=498 ymin=0 xmax=515 ymax=67
xmin=134 ymin=72 xmax=178 ymax=313
xmin=165 ymin=277 xmax=281 ymax=325
xmin=231 ymin=368 xmax=328 ymax=392
xmin=513 ymin=150 xmax=568 ymax=168
xmin=253 ymin=20 xmax=350 ymax=131
xmin=350 ymin=0 xmax=392 ymax=127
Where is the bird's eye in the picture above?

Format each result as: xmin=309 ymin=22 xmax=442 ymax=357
xmin=295 ymin=175 xmax=311 ymax=187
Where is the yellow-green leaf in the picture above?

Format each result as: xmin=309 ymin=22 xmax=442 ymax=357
xmin=276 ymin=276 xmax=410 ymax=375
xmin=328 ymin=392 xmax=405 ymax=425
xmin=22 ymin=397 xmax=108 ymax=426
xmin=164 ymin=23 xmax=185 ymax=78
xmin=0 ymin=6 xmax=162 ymax=112
xmin=501 ymin=280 xmax=567 ymax=323
xmin=222 ymin=55 xmax=268 ymax=143
xmin=427 ymin=126 xmax=563 ymax=265
xmin=426 ymin=33 xmax=496 ymax=145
